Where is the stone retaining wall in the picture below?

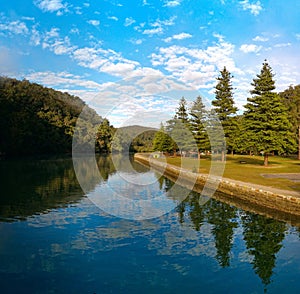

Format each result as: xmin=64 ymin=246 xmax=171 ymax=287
xmin=134 ymin=153 xmax=300 ymax=220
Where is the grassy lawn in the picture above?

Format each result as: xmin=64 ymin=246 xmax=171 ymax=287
xmin=158 ymin=155 xmax=300 ymax=192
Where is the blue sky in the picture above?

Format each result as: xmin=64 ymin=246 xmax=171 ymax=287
xmin=1 ymin=0 xmax=300 ymax=127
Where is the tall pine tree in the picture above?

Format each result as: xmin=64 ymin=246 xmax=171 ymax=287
xmin=212 ymin=67 xmax=237 ymax=161
xmin=166 ymin=97 xmax=195 ymax=156
xmin=189 ymin=96 xmax=210 ymax=159
xmin=243 ymin=60 xmax=295 ymax=165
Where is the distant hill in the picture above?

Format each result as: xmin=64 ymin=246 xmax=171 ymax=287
xmin=0 ymin=77 xmax=103 ymax=156
xmin=118 ymin=125 xmax=157 ymax=134
xmin=112 ymin=125 xmax=158 ymax=153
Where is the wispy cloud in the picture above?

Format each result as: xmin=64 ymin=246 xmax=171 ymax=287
xmin=42 ymin=28 xmax=76 ymax=55
xmin=274 ymin=43 xmax=291 ymax=48
xmin=239 ymin=0 xmax=262 ymax=16
xmin=108 ymin=16 xmax=118 ymax=21
xmin=71 ymin=47 xmax=140 ymax=77
xmin=87 ymin=20 xmax=100 ymax=26
xmin=143 ymin=27 xmax=163 ymax=36
xmin=124 ymin=17 xmax=136 ymax=27
xmin=26 ymin=71 xmax=102 ymax=90
xmin=140 ymin=16 xmax=176 ymax=36
xmin=163 ymin=0 xmax=181 ymax=7
xmin=252 ymin=35 xmax=269 ymax=42
xmin=239 ymin=44 xmax=262 ymax=53
xmin=164 ymin=32 xmax=192 ymax=43
xmin=0 ymin=20 xmax=29 ymax=35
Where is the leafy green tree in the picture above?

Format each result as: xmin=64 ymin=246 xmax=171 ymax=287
xmin=96 ymin=119 xmax=114 ymax=153
xmin=189 ymin=96 xmax=210 ymax=159
xmin=153 ymin=123 xmax=174 ymax=153
xmin=243 ymin=61 xmax=296 ymax=165
xmin=212 ymin=67 xmax=237 ymax=160
xmin=279 ymin=84 xmax=300 ymax=159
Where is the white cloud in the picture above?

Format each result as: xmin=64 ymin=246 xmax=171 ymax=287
xmin=253 ymin=35 xmax=269 ymax=42
xmin=239 ymin=44 xmax=262 ymax=53
xmin=87 ymin=20 xmax=100 ymax=26
xmin=34 ymin=0 xmax=68 ymax=14
xmin=140 ymin=16 xmax=176 ymax=36
xmin=150 ymin=40 xmax=240 ymax=89
xmin=274 ymin=43 xmax=291 ymax=48
xmin=239 ymin=0 xmax=262 ymax=16
xmin=213 ymin=33 xmax=225 ymax=42
xmin=108 ymin=16 xmax=118 ymax=21
xmin=130 ymin=39 xmax=143 ymax=45
xmin=30 ymin=26 xmax=41 ymax=46
xmin=101 ymin=62 xmax=137 ymax=76
xmin=164 ymin=32 xmax=192 ymax=42
xmin=42 ymin=28 xmax=76 ymax=55
xmin=0 ymin=20 xmax=29 ymax=35
xmin=296 ymin=34 xmax=300 ymax=40
xmin=25 ymin=71 xmax=102 ymax=90
xmin=163 ymin=0 xmax=181 ymax=7
xmin=124 ymin=17 xmax=136 ymax=27
xmin=143 ymin=27 xmax=163 ymax=36
xmin=70 ymin=28 xmax=80 ymax=34
xmin=71 ymin=47 xmax=140 ymax=77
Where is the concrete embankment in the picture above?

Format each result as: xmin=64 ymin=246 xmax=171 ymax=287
xmin=134 ymin=153 xmax=300 ymax=223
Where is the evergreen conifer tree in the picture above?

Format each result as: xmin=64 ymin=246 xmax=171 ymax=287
xmin=212 ymin=67 xmax=237 ymax=160
xmin=243 ymin=60 xmax=295 ymax=165
xmin=166 ymin=97 xmax=195 ymax=156
xmin=189 ymin=96 xmax=210 ymax=159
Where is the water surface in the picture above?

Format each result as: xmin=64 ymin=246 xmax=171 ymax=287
xmin=0 ymin=155 xmax=300 ymax=293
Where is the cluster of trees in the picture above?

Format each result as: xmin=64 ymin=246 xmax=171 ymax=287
xmin=153 ymin=61 xmax=300 ymax=165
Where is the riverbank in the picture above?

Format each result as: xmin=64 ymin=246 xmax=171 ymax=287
xmin=134 ymin=153 xmax=300 ymax=221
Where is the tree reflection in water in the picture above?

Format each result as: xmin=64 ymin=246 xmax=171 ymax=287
xmin=158 ymin=175 xmax=289 ymax=287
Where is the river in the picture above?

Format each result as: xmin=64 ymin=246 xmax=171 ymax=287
xmin=0 ymin=155 xmax=300 ymax=293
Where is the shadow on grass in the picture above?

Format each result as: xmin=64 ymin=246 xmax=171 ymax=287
xmin=226 ymin=155 xmax=285 ymax=166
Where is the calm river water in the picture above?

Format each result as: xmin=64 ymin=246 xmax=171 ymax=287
xmin=1 ymin=155 xmax=300 ymax=293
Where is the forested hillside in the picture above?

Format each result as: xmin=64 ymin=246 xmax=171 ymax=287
xmin=0 ymin=77 xmax=105 ymax=156
xmin=111 ymin=125 xmax=157 ymax=153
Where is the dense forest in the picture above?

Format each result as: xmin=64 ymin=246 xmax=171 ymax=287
xmin=153 ymin=61 xmax=300 ymax=166
xmin=0 ymin=77 xmax=110 ymax=156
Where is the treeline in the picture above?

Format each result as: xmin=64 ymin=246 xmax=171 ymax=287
xmin=153 ymin=61 xmax=300 ymax=165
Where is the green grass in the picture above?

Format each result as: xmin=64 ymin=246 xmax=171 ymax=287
xmin=158 ymin=155 xmax=300 ymax=192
